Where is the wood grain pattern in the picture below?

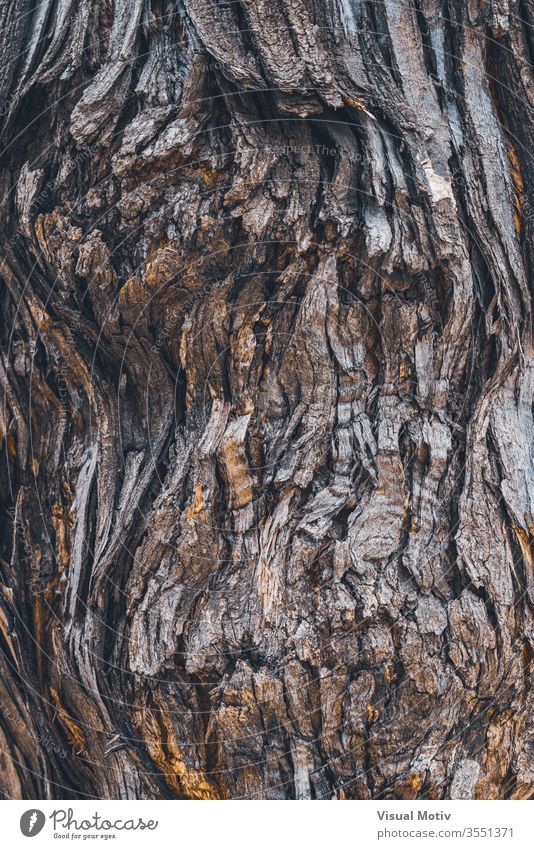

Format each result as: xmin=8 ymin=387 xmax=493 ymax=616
xmin=0 ymin=0 xmax=533 ymax=799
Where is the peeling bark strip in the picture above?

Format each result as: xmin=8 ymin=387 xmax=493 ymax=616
xmin=0 ymin=0 xmax=532 ymax=801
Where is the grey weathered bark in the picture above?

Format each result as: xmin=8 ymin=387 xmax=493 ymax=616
xmin=0 ymin=0 xmax=533 ymax=800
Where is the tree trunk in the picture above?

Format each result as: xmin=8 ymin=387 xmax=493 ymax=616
xmin=0 ymin=0 xmax=533 ymax=800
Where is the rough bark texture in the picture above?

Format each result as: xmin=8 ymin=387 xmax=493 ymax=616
xmin=0 ymin=0 xmax=533 ymax=801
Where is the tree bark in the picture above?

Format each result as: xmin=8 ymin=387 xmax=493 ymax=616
xmin=0 ymin=0 xmax=533 ymax=800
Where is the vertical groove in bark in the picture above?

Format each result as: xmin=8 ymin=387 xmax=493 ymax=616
xmin=0 ymin=0 xmax=533 ymax=799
